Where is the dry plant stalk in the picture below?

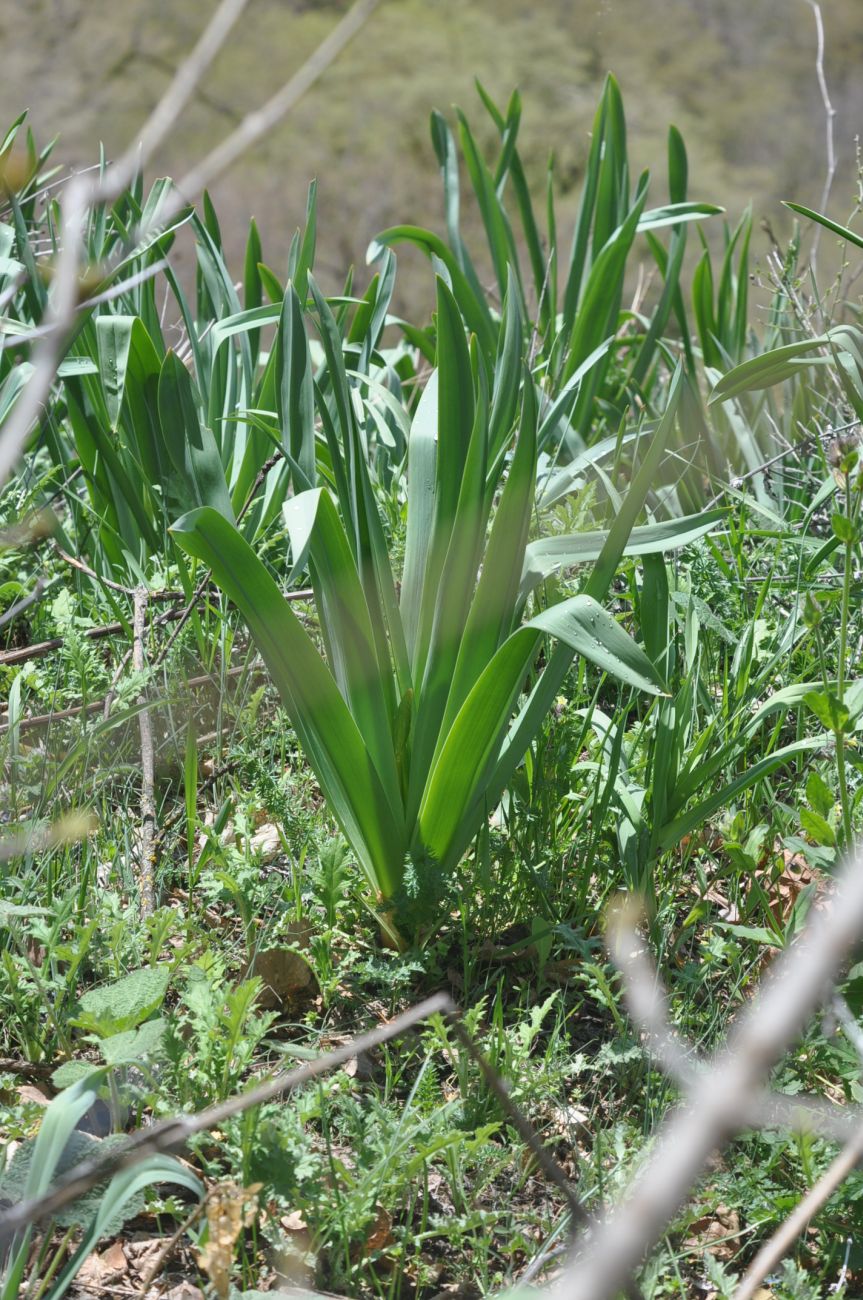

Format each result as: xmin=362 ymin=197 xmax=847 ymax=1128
xmin=198 ymin=1181 xmax=262 ymax=1299
xmin=132 ymin=586 xmax=156 ymax=915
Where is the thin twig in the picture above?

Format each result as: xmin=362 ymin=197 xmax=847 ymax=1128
xmin=133 ymin=587 xmax=156 ymax=915
xmin=609 ymin=908 xmax=863 ymax=1146
xmin=0 ymin=605 xmax=196 ymax=668
xmin=553 ymin=852 xmax=863 ymax=1300
xmin=803 ymin=0 xmax=837 ymax=273
xmin=732 ymin=1121 xmax=863 ymax=1300
xmin=606 ymin=900 xmax=699 ymax=1087
xmin=446 ymin=1018 xmax=588 ymax=1227
xmin=51 ymin=541 xmax=139 ymax=596
xmin=176 ymin=0 xmax=382 ymax=205
xmin=136 ymin=1186 xmax=215 ymax=1291
xmin=0 ymin=0 xmax=381 ymax=493
xmin=0 ymin=578 xmax=46 ymax=631
xmin=0 ymin=992 xmax=454 ymax=1246
xmin=0 ymin=0 xmax=252 ymax=487
xmin=0 ymin=662 xmax=266 ymax=737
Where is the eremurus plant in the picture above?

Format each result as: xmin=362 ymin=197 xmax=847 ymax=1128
xmin=173 ymin=276 xmax=709 ymax=942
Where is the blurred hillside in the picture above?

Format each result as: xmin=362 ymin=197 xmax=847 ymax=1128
xmin=2 ymin=0 xmax=861 ymax=318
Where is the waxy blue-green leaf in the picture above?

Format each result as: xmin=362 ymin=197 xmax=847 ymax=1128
xmin=441 ymin=374 xmax=536 ymax=738
xmin=635 ymin=201 xmax=723 ymax=232
xmin=171 ymin=507 xmax=406 ymax=898
xmin=277 ymin=284 xmax=316 ymax=490
xmin=408 ymin=362 xmax=490 ymax=820
xmin=157 ymin=352 xmax=234 ymax=521
xmin=283 ymin=487 xmax=400 ymax=802
xmin=418 ymin=594 xmax=667 ymax=867
xmin=708 ymin=337 xmax=829 ymax=404
xmin=783 ymin=201 xmax=863 ymax=252
xmin=367 ymin=224 xmax=496 ymax=357
xmin=521 ymin=509 xmax=726 ymax=598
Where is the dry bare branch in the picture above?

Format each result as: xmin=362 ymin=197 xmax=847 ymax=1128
xmin=0 ymin=0 xmax=251 ymax=487
xmin=803 ymin=0 xmax=837 ymax=270
xmin=553 ymin=852 xmax=863 ymax=1300
xmin=606 ymin=899 xmax=699 ymax=1088
xmin=0 ymin=991 xmax=455 ymax=1248
xmin=0 ymin=0 xmax=381 ymax=487
xmin=608 ymin=903 xmax=863 ymax=1145
xmin=732 ymin=1120 xmax=863 ymax=1300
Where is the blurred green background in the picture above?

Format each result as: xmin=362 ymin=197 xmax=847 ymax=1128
xmin=2 ymin=0 xmax=861 ymax=316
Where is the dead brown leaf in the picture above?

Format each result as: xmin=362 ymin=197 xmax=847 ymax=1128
xmin=683 ymin=1202 xmax=741 ymax=1261
xmin=163 ymin=1284 xmax=205 ymax=1300
xmin=76 ymin=1240 xmax=128 ymax=1286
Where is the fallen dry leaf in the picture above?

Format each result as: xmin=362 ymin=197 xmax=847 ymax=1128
xmin=249 ymin=820 xmax=282 ymax=860
xmin=163 ymin=1284 xmax=205 ymax=1300
xmin=246 ymin=921 xmax=318 ymax=1010
xmin=77 ymin=1240 xmax=128 ymax=1286
xmin=684 ymin=1202 xmax=740 ymax=1261
xmin=124 ymin=1236 xmax=165 ymax=1276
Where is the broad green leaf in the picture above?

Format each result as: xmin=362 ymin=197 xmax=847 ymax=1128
xmin=283 ymin=488 xmax=400 ymax=798
xmin=54 ymin=1155 xmax=201 ymax=1299
xmin=410 ymin=279 xmax=475 ymax=686
xmin=367 ymin=224 xmax=496 ymax=357
xmin=708 ymin=337 xmax=829 ymax=404
xmin=408 ymin=369 xmax=490 ymax=819
xmin=585 ymin=366 xmax=684 ymax=601
xmin=521 ymin=509 xmax=726 ymax=598
xmin=75 ymin=965 xmax=171 ymax=1034
xmin=400 ymin=370 xmax=439 ymax=662
xmin=441 ymin=375 xmax=536 ymax=736
xmin=658 ymin=738 xmax=824 ymax=849
xmin=419 ymin=594 xmax=666 ymax=867
xmin=277 ymin=284 xmax=316 ymax=489
xmin=487 ymin=369 xmax=684 ymax=812
xmin=636 ymin=201 xmax=723 ymax=231
xmin=157 ymin=351 xmax=234 ymax=520
xmin=171 ymin=507 xmax=406 ymax=897
xmin=783 ymin=201 xmax=863 ymax=251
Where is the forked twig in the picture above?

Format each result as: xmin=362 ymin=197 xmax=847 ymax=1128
xmin=0 ymin=0 xmax=381 ymax=486
xmin=606 ymin=907 xmax=862 ymax=1144
xmin=554 ymin=852 xmax=863 ymax=1300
